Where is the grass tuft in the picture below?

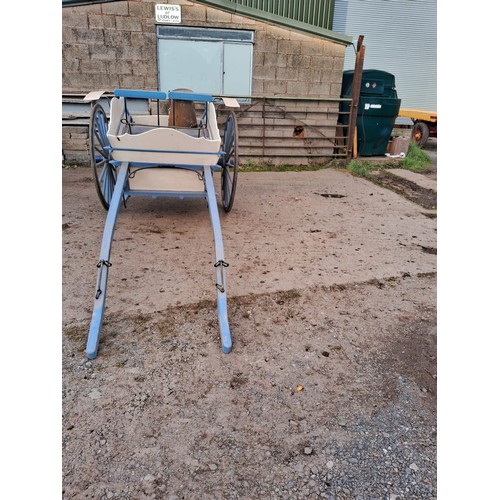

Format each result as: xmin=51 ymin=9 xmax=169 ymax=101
xmin=239 ymin=161 xmax=339 ymax=172
xmin=347 ymin=141 xmax=433 ymax=177
xmin=400 ymin=142 xmax=432 ymax=172
xmin=346 ymin=160 xmax=379 ymax=177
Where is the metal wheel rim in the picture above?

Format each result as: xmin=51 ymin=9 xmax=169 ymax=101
xmin=90 ymin=104 xmax=115 ymax=210
xmin=221 ymin=111 xmax=238 ymax=213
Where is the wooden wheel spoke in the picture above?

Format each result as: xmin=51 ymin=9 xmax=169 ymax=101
xmin=226 ymin=143 xmax=235 ymax=159
xmin=94 ymin=157 xmax=106 ymax=169
xmin=224 ymin=168 xmax=233 ymax=186
xmin=94 ymin=145 xmax=107 ymax=159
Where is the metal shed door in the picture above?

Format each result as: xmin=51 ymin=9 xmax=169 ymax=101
xmin=157 ymin=27 xmax=253 ymax=97
xmin=158 ymin=40 xmax=223 ymax=94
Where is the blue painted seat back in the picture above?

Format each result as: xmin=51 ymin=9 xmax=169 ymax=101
xmin=114 ymin=88 xmax=213 ymax=103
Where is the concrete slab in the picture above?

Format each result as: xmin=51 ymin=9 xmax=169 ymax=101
xmin=62 ymin=166 xmax=437 ymax=324
xmin=389 ymin=169 xmax=437 ymax=192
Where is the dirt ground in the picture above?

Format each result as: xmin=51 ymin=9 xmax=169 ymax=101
xmin=62 ymin=147 xmax=437 ymax=499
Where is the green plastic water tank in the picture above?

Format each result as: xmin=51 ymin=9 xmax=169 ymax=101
xmin=340 ymin=69 xmax=402 ymax=156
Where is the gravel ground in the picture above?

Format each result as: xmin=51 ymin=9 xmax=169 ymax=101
xmin=62 ymin=274 xmax=436 ymax=500
xmin=61 ymin=154 xmax=437 ymax=499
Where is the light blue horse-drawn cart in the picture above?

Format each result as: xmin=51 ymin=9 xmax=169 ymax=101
xmin=83 ymin=89 xmax=239 ymax=359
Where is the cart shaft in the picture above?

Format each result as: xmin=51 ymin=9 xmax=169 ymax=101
xmin=86 ymin=163 xmax=233 ymax=358
xmin=204 ymin=164 xmax=232 ymax=353
xmin=86 ymin=163 xmax=129 ymax=359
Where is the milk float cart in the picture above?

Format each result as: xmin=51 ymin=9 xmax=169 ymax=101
xmin=83 ymin=89 xmax=239 ymax=359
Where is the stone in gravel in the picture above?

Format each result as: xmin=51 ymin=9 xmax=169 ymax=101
xmin=88 ymin=389 xmax=101 ymax=400
xmin=326 ymin=460 xmax=334 ymax=469
xmin=294 ymin=463 xmax=304 ymax=473
xmin=409 ymin=462 xmax=419 ymax=472
xmin=208 ymin=463 xmax=218 ymax=471
xmin=304 ymin=447 xmax=313 ymax=455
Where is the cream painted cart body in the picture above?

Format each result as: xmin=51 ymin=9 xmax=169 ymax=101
xmin=84 ymin=89 xmax=239 ymax=359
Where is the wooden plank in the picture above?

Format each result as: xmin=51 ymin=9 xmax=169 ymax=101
xmin=353 ymin=126 xmax=358 ymax=159
xmin=346 ymin=37 xmax=365 ymax=160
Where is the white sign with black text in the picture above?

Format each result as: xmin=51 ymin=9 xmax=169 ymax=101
xmin=155 ymin=4 xmax=181 ymax=24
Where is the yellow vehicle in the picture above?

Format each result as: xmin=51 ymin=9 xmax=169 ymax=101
xmin=398 ymin=108 xmax=437 ymax=147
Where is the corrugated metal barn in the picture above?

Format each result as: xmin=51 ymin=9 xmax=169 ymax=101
xmin=334 ymin=0 xmax=437 ymax=117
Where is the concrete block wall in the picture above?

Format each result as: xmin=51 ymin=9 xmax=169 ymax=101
xmin=62 ymin=126 xmax=89 ymax=163
xmin=63 ymin=1 xmax=159 ymax=91
xmin=62 ymin=0 xmax=348 ymax=165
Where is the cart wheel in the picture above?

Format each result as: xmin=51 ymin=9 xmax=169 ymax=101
xmin=412 ymin=121 xmax=430 ymax=148
xmin=220 ymin=111 xmax=239 ymax=213
xmin=89 ymin=103 xmax=116 ymax=210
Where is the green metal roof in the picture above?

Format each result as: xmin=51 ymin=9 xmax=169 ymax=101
xmin=62 ymin=0 xmax=117 ymax=6
xmin=219 ymin=0 xmax=335 ymax=30
xmin=193 ymin=0 xmax=351 ymax=45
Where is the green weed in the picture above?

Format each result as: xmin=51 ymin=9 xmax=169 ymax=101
xmin=400 ymin=142 xmax=432 ymax=172
xmin=346 ymin=142 xmax=432 ymax=177
xmin=239 ymin=162 xmax=336 ymax=172
xmin=346 ymin=160 xmax=379 ymax=177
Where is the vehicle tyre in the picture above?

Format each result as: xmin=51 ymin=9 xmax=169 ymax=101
xmin=220 ymin=111 xmax=239 ymax=213
xmin=412 ymin=121 xmax=430 ymax=148
xmin=89 ymin=103 xmax=116 ymax=210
